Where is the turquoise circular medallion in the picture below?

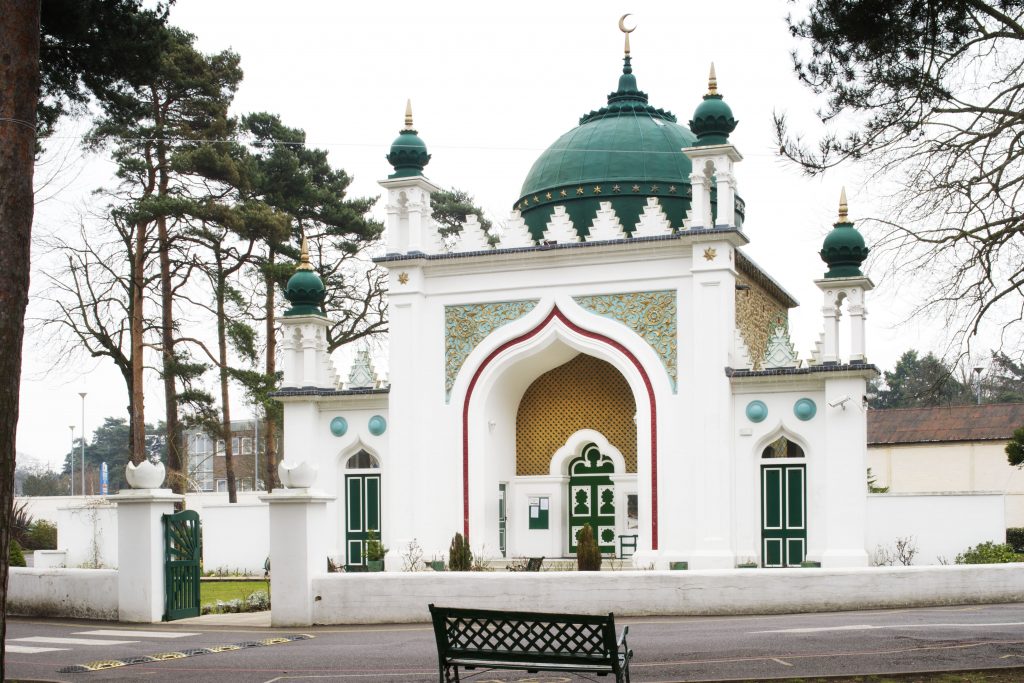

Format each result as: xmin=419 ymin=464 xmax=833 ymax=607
xmin=368 ymin=415 xmax=387 ymax=436
xmin=329 ymin=417 xmax=348 ymax=437
xmin=794 ymin=398 xmax=817 ymax=421
xmin=745 ymin=400 xmax=768 ymax=423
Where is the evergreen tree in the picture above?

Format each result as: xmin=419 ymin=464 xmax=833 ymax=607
xmin=874 ymin=350 xmax=971 ymax=409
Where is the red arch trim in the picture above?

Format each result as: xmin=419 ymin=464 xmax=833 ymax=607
xmin=461 ymin=306 xmax=659 ymax=550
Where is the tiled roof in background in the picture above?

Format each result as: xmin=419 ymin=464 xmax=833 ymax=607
xmin=867 ymin=403 xmax=1024 ymax=445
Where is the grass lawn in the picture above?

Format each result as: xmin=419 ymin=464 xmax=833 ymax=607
xmin=199 ymin=580 xmax=268 ymax=607
xmin=761 ymin=669 xmax=1024 ymax=682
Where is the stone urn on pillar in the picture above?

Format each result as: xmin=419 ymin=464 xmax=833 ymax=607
xmin=125 ymin=459 xmax=166 ymax=489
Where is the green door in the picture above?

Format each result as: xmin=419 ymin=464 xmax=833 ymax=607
xmin=761 ymin=464 xmax=806 ymax=567
xmin=345 ymin=473 xmax=381 ymax=568
xmin=163 ymin=510 xmax=201 ymax=621
xmin=498 ymin=483 xmax=507 ymax=558
xmin=568 ymin=443 xmax=616 ymax=554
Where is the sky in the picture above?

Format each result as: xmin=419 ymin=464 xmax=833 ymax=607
xmin=19 ymin=0 xmax=953 ymax=469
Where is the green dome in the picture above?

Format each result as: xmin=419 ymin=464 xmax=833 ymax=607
xmin=820 ymin=193 xmax=869 ymax=278
xmin=515 ymin=54 xmax=704 ymax=241
xmin=690 ymin=95 xmax=737 ymax=146
xmin=284 ymin=239 xmax=326 ymax=317
xmin=386 ymin=101 xmax=430 ymax=178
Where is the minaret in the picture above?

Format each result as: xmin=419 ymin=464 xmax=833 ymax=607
xmin=279 ymin=237 xmax=338 ymax=388
xmin=683 ymin=64 xmax=742 ymax=229
xmin=379 ymin=100 xmax=440 ymax=254
xmin=815 ymin=188 xmax=873 ymax=364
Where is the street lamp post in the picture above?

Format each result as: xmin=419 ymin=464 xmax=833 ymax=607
xmin=79 ymin=392 xmax=87 ymax=495
xmin=974 ymin=367 xmax=984 ymax=405
xmin=68 ymin=425 xmax=75 ymax=495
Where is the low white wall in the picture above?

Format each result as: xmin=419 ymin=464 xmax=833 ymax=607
xmin=867 ymin=492 xmax=1005 ymax=565
xmin=201 ymin=502 xmax=269 ymax=574
xmin=7 ymin=568 xmax=118 ymax=620
xmin=58 ymin=500 xmax=118 ymax=568
xmin=309 ymin=564 xmax=1024 ymax=624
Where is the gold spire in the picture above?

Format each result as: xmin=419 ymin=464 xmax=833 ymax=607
xmin=403 ymin=99 xmax=414 ymax=131
xmin=707 ymin=63 xmax=718 ymax=96
xmin=297 ymin=236 xmax=314 ymax=271
xmin=618 ymin=14 xmax=635 ymax=55
xmin=838 ymin=186 xmax=849 ymax=222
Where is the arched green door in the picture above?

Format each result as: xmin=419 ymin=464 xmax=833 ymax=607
xmin=568 ymin=443 xmax=616 ymax=554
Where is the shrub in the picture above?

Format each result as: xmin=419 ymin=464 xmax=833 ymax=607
xmin=25 ymin=520 xmax=57 ymax=550
xmin=1007 ymin=528 xmax=1024 ymax=553
xmin=576 ymin=524 xmax=602 ymax=572
xmin=448 ymin=532 xmax=473 ymax=571
xmin=9 ymin=538 xmax=26 ymax=567
xmin=366 ymin=529 xmax=388 ymax=562
xmin=955 ymin=541 xmax=1021 ymax=565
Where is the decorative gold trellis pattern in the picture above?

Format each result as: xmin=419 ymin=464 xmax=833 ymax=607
xmin=572 ymin=290 xmax=677 ymax=390
xmin=735 ymin=274 xmax=789 ymax=370
xmin=516 ymin=354 xmax=636 ymax=476
xmin=445 ymin=299 xmax=538 ymax=398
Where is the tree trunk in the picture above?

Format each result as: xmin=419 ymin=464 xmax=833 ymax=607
xmin=216 ymin=261 xmax=237 ymax=503
xmin=158 ymin=216 xmax=182 ymax=492
xmin=263 ymin=251 xmax=280 ymax=491
xmin=0 ymin=1 xmax=41 ymax=675
xmin=130 ymin=219 xmax=147 ymax=464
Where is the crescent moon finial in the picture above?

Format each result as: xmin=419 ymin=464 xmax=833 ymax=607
xmin=618 ymin=14 xmax=636 ymax=55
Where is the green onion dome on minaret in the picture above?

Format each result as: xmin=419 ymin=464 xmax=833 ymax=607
xmin=284 ymin=237 xmax=327 ymax=317
xmin=386 ymin=100 xmax=431 ymax=179
xmin=820 ymin=188 xmax=870 ymax=278
xmin=514 ymin=17 xmax=748 ymax=242
xmin=689 ymin=63 xmax=738 ymax=146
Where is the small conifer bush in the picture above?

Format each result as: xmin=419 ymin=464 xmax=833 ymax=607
xmin=448 ymin=532 xmax=473 ymax=571
xmin=576 ymin=524 xmax=602 ymax=572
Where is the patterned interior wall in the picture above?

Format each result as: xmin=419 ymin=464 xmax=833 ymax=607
xmin=735 ymin=273 xmax=789 ymax=370
xmin=515 ymin=353 xmax=637 ymax=476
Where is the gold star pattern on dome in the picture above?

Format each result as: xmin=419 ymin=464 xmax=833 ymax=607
xmin=533 ymin=195 xmax=540 ymax=203
xmin=593 ymin=185 xmax=602 ymax=194
xmin=523 ymin=198 xmax=529 ymax=206
xmin=398 ymin=272 xmax=409 ymax=284
xmin=576 ymin=187 xmax=585 ymax=195
xmin=703 ymin=247 xmax=717 ymax=261
xmin=559 ymin=189 xmax=568 ymax=197
xmin=632 ymin=184 xmax=641 ymax=192
xmin=612 ymin=184 xmax=621 ymax=193
xmin=669 ymin=185 xmax=677 ymax=194
xmin=545 ymin=191 xmax=552 ymax=200
xmin=650 ymin=184 xmax=660 ymax=192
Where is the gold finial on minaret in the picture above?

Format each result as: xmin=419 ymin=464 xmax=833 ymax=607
xmin=403 ymin=99 xmax=414 ymax=131
xmin=618 ymin=14 xmax=636 ymax=55
xmin=297 ymin=236 xmax=314 ymax=271
xmin=707 ymin=63 xmax=718 ymax=96
xmin=838 ymin=186 xmax=849 ymax=222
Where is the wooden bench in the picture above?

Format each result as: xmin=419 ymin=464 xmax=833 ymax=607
xmin=428 ymin=604 xmax=632 ymax=682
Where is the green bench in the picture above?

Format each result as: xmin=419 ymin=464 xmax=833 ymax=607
xmin=428 ymin=604 xmax=632 ymax=682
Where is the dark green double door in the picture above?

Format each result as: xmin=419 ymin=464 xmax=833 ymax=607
xmin=761 ymin=464 xmax=806 ymax=567
xmin=568 ymin=443 xmax=616 ymax=554
xmin=346 ymin=474 xmax=380 ymax=567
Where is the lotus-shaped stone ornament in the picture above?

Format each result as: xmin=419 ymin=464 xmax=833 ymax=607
xmin=278 ymin=460 xmax=318 ymax=489
xmin=125 ymin=460 xmax=166 ymax=489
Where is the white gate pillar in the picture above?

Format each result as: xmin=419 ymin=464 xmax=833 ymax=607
xmin=261 ymin=489 xmax=335 ymax=626
xmin=114 ymin=488 xmax=183 ymax=623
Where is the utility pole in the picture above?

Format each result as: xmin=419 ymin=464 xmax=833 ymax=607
xmin=79 ymin=392 xmax=87 ymax=495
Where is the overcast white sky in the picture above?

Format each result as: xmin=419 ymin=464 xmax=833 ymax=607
xmin=20 ymin=0 xmax=956 ymax=469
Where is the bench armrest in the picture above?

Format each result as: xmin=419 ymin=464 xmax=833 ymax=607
xmin=617 ymin=624 xmax=629 ymax=650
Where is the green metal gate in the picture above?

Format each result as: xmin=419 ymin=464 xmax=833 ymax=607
xmin=163 ymin=509 xmax=201 ymax=621
xmin=345 ymin=473 xmax=381 ymax=568
xmin=568 ymin=443 xmax=616 ymax=554
xmin=761 ymin=464 xmax=806 ymax=567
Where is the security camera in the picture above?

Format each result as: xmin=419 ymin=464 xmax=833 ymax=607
xmin=828 ymin=396 xmax=851 ymax=409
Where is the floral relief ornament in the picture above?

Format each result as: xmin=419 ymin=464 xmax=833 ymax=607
xmin=444 ymin=300 xmax=539 ymax=399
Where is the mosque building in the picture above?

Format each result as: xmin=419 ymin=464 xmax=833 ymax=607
xmin=273 ymin=21 xmax=876 ymax=570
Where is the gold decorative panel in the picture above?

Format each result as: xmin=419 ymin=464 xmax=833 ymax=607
xmin=736 ymin=274 xmax=789 ymax=370
xmin=516 ymin=354 xmax=637 ymax=476
xmin=445 ymin=299 xmax=538 ymax=399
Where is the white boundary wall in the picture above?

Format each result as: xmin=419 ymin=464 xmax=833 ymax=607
xmin=201 ymin=502 xmax=269 ymax=574
xmin=7 ymin=568 xmax=118 ymax=620
xmin=867 ymin=493 xmax=1005 ymax=565
xmin=309 ymin=565 xmax=1024 ymax=625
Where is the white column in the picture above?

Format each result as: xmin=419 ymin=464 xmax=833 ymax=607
xmin=688 ymin=171 xmax=712 ymax=228
xmin=114 ymin=489 xmax=183 ymax=623
xmin=406 ymin=189 xmax=426 ymax=253
xmin=261 ymin=489 xmax=334 ymax=626
xmin=820 ymin=298 xmax=840 ymax=364
xmin=848 ymin=292 xmax=868 ymax=362
xmin=715 ymin=170 xmax=736 ymax=227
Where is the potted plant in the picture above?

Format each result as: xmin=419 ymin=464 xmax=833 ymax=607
xmin=366 ymin=529 xmax=387 ymax=572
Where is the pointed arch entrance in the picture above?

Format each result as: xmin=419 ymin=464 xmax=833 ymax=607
xmin=460 ymin=306 xmax=660 ymax=550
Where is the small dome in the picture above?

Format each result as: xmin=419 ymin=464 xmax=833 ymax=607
xmin=386 ymin=100 xmax=430 ymax=178
xmin=284 ymin=238 xmax=326 ymax=317
xmin=820 ymin=188 xmax=869 ymax=278
xmin=689 ymin=64 xmax=737 ymax=146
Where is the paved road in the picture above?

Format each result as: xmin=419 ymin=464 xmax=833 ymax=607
xmin=5 ymin=603 xmax=1024 ymax=682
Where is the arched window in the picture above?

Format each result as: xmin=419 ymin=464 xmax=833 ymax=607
xmin=345 ymin=449 xmax=380 ymax=469
xmin=761 ymin=436 xmax=805 ymax=459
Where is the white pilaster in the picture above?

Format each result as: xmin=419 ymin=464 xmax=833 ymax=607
xmin=114 ymin=488 xmax=183 ymax=623
xmin=260 ymin=489 xmax=335 ymax=626
xmin=379 ymin=176 xmax=442 ymax=255
xmin=814 ymin=276 xmax=874 ymax=365
xmin=820 ymin=376 xmax=870 ymax=567
xmin=683 ymin=144 xmax=743 ymax=229
xmin=280 ymin=315 xmax=337 ymax=389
